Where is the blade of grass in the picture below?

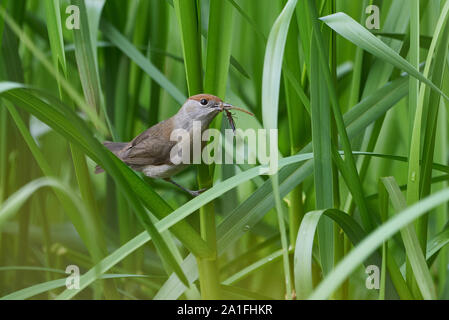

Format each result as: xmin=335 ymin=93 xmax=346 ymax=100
xmin=294 ymin=209 xmax=368 ymax=299
xmin=408 ymin=0 xmax=449 ymax=211
xmin=1 ymin=83 xmax=212 ymax=257
xmin=343 ymin=0 xmax=410 ymax=227
xmin=44 ymin=0 xmax=118 ymax=298
xmin=380 ymin=177 xmax=436 ymax=299
xmin=320 ymin=12 xmax=449 ymax=102
xmin=154 ymin=72 xmax=414 ymax=298
xmin=418 ymin=7 xmax=449 ymax=249
xmin=1 ymin=4 xmax=32 ymax=286
xmin=155 ymin=146 xmax=448 ymax=299
xmin=100 ymin=19 xmax=186 ymax=106
xmin=281 ymin=6 xmax=308 ymax=253
xmin=1 ymin=273 xmax=148 ymax=300
xmin=261 ymin=0 xmax=297 ymax=299
xmin=172 ymin=0 xmax=213 ymax=299
xmin=308 ymin=0 xmax=373 ymax=234
xmin=309 ymin=184 xmax=449 ymax=299
xmin=404 ymin=0 xmax=421 ymax=298
xmin=45 ymin=0 xmax=67 ymax=77
xmin=310 ymin=27 xmax=334 ymax=275
xmin=0 ymin=84 xmax=193 ymax=289
xmin=371 ymin=32 xmax=433 ymax=49
xmin=199 ymin=0 xmax=235 ymax=300
xmin=18 ymin=67 xmax=415 ymax=299
xmin=408 ymin=0 xmax=419 ymax=149
xmin=173 ymin=0 xmax=203 ymax=95
xmin=0 ymin=177 xmax=101 ymax=267
xmin=0 ymin=104 xmax=5 ymax=204
xmin=71 ymin=0 xmax=115 ymax=140
xmin=347 ymin=0 xmax=369 ymax=110
xmin=147 ymin=0 xmax=169 ymax=126
xmin=70 ymin=0 xmax=103 ymax=114
xmin=5 ymin=102 xmax=101 ymax=258
xmin=0 ymin=0 xmax=4 ymax=48
xmin=30 ymin=147 xmax=447 ymax=300
xmin=110 ymin=0 xmax=140 ymax=275
xmin=59 ymin=152 xmax=320 ymax=299
xmin=49 ymin=142 xmax=448 ymax=301
xmin=0 ymin=6 xmax=107 ymax=135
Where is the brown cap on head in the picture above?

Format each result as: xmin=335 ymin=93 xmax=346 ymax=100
xmin=189 ymin=94 xmax=222 ymax=103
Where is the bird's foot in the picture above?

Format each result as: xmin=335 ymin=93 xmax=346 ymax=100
xmin=164 ymin=178 xmax=208 ymax=197
xmin=187 ymin=188 xmax=208 ymax=197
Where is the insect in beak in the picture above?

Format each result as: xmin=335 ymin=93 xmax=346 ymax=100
xmin=225 ymin=109 xmax=236 ymax=132
xmin=219 ymin=103 xmax=255 ymax=134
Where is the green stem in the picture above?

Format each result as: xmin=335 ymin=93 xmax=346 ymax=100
xmin=282 ymin=6 xmax=306 ymax=250
xmin=197 ymin=167 xmax=220 ymax=299
xmin=288 ymin=186 xmax=303 ymax=244
xmin=196 ymin=142 xmax=220 ymax=298
xmin=406 ymin=0 xmax=421 ymax=298
xmin=173 ymin=0 xmax=221 ymax=299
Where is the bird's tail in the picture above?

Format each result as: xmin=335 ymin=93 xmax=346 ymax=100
xmin=95 ymin=141 xmax=128 ymax=174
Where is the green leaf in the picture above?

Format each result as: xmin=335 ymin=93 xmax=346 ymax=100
xmin=320 ymin=12 xmax=449 ymax=102
xmin=294 ymin=209 xmax=370 ymax=299
xmin=380 ymin=177 xmax=436 ymax=299
xmin=371 ymin=32 xmax=432 ymax=50
xmin=308 ymin=1 xmax=373 ymax=232
xmin=100 ymin=19 xmax=186 ymax=105
xmin=4 ymin=102 xmax=103 ymax=260
xmin=411 ymin=1 xmax=449 ymax=250
xmin=17 ymin=67 xmax=413 ymax=299
xmin=153 ymin=71 xmax=416 ymax=298
xmin=223 ymin=249 xmax=284 ymax=286
xmin=65 ymin=152 xmax=319 ymax=299
xmin=70 ymin=0 xmax=103 ymax=113
xmin=261 ymin=0 xmax=298 ymax=299
xmin=309 ymin=187 xmax=449 ymax=299
xmin=261 ymin=0 xmax=297 ymax=131
xmin=173 ymin=0 xmax=203 ymax=95
xmin=44 ymin=0 xmax=67 ymax=76
xmin=0 ymin=178 xmax=89 ymax=238
xmin=310 ymin=29 xmax=334 ymax=275
xmin=0 ymin=83 xmax=191 ymax=290
xmin=204 ymin=0 xmax=234 ymax=98
xmin=2 ymin=274 xmax=148 ymax=300
xmin=0 ymin=6 xmax=107 ymax=135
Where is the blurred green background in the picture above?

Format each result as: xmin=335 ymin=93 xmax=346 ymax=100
xmin=0 ymin=0 xmax=449 ymax=300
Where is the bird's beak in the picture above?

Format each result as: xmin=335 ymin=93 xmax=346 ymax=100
xmin=221 ymin=103 xmax=234 ymax=110
xmin=212 ymin=102 xmax=226 ymax=110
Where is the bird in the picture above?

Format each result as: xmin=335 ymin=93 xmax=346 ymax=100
xmin=95 ymin=94 xmax=229 ymax=196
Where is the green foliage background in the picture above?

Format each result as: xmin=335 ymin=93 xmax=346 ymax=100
xmin=0 ymin=0 xmax=449 ymax=300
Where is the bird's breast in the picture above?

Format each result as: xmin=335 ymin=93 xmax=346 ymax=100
xmin=142 ymin=163 xmax=189 ymax=179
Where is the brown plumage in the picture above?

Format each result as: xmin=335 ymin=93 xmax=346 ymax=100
xmin=189 ymin=94 xmax=222 ymax=103
xmin=95 ymin=118 xmax=177 ymax=173
xmin=95 ymin=94 xmax=253 ymax=196
xmin=95 ymin=94 xmax=223 ymax=182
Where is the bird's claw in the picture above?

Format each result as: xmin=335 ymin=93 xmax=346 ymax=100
xmin=188 ymin=188 xmax=208 ymax=197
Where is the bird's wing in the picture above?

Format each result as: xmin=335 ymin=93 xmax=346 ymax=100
xmin=120 ymin=119 xmax=176 ymax=166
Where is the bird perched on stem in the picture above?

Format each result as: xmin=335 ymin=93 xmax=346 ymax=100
xmin=96 ymin=94 xmax=250 ymax=196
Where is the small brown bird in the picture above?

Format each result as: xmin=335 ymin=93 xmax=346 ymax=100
xmin=96 ymin=94 xmax=229 ymax=196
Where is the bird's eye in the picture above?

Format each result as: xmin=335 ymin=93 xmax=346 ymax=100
xmin=200 ymin=99 xmax=208 ymax=106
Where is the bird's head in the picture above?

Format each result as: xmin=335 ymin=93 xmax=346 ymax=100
xmin=178 ymin=94 xmax=233 ymax=123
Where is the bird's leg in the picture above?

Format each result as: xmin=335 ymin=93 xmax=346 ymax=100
xmin=164 ymin=178 xmax=207 ymax=197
